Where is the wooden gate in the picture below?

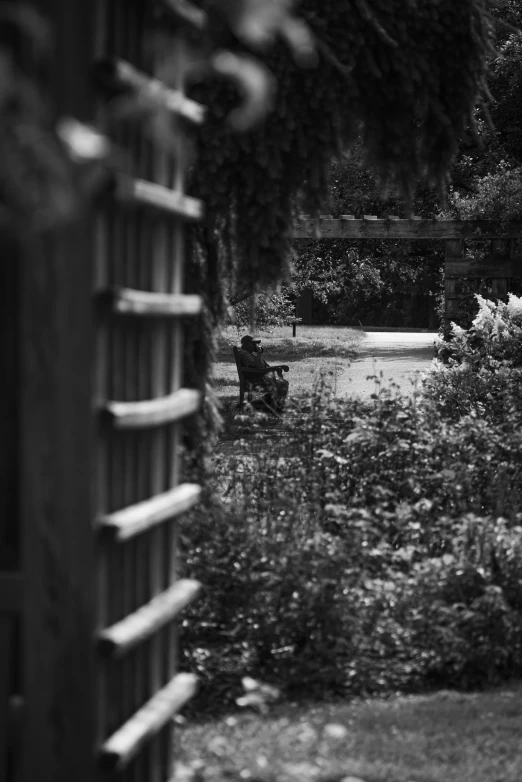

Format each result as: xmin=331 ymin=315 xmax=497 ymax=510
xmin=1 ymin=1 xmax=205 ymax=780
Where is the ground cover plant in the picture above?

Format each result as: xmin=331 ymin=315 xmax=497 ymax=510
xmin=183 ymin=385 xmax=522 ymax=705
xmin=176 ymin=683 xmax=522 ymax=782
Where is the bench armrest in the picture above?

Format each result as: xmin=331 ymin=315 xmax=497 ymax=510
xmin=242 ymin=366 xmax=288 ymax=376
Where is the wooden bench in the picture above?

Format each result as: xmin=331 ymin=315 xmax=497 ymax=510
xmin=232 ymin=346 xmax=289 ymax=410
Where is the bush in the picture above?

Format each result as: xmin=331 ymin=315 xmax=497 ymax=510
xmin=424 ymin=292 xmax=522 ymax=421
xmin=451 ymin=161 xmax=522 ymax=224
xmin=230 ymin=289 xmax=299 ymax=333
xmin=181 ymin=389 xmax=522 ymax=712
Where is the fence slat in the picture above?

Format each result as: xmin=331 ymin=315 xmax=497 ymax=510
xmin=445 ymin=259 xmax=522 ymax=277
xmin=115 ymin=176 xmax=204 ymax=221
xmin=98 ymin=482 xmax=201 ymax=541
xmin=155 ymin=0 xmax=207 ymax=29
xmin=101 ymin=287 xmax=203 ymax=316
xmin=444 ymin=239 xmax=464 ymax=333
xmin=0 ymin=573 xmax=22 ymax=613
xmin=99 ymin=672 xmax=198 ymax=771
xmin=293 ymin=218 xmax=522 ymax=240
xmin=92 ymin=58 xmax=205 ymax=123
xmin=98 ymin=579 xmax=201 ymax=657
xmin=102 ymin=388 xmax=201 ymax=429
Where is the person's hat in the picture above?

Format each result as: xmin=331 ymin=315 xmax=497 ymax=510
xmin=241 ymin=335 xmax=261 ymax=347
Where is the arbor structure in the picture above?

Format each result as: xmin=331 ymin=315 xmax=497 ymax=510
xmin=294 ymin=216 xmax=522 ymax=331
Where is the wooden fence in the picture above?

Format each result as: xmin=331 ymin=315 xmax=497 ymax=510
xmin=1 ymin=1 xmax=204 ymax=780
xmin=293 ymin=217 xmax=522 ymax=331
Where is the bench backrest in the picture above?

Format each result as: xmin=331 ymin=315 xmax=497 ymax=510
xmin=232 ymin=346 xmax=248 ymax=404
xmin=232 ymin=346 xmax=243 ymax=375
xmin=232 ymin=345 xmax=247 ymax=380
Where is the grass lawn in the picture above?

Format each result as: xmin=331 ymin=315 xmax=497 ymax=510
xmin=175 ymin=683 xmax=522 ymax=782
xmin=214 ymin=326 xmax=364 ymax=430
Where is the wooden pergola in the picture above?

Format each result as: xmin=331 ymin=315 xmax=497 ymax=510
xmin=293 ymin=217 xmax=522 ymax=330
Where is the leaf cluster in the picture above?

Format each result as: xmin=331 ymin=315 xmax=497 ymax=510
xmin=293 ymin=238 xmax=443 ymax=327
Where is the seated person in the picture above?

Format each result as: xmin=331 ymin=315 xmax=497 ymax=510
xmin=238 ymin=334 xmax=289 ymax=412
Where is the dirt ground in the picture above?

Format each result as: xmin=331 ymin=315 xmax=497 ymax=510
xmin=334 ymin=331 xmax=438 ymax=399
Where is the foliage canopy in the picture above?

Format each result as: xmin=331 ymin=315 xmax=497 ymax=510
xmin=190 ymin=0 xmax=497 ymax=315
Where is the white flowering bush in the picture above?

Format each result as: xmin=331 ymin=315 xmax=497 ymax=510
xmin=423 ymin=293 xmax=522 ymax=421
xmin=440 ymin=293 xmax=522 ymax=367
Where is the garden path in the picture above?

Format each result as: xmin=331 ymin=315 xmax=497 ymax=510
xmin=335 ymin=330 xmax=438 ymax=399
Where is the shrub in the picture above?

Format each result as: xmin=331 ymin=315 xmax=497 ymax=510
xmin=181 ymin=366 xmax=522 ymax=712
xmin=398 ymin=516 xmax=522 ymax=688
xmin=424 ymin=292 xmax=522 ymax=421
xmin=230 ymin=289 xmax=299 ymax=333
xmin=451 ymin=161 xmax=522 ymax=224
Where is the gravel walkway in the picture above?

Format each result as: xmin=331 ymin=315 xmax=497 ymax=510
xmin=334 ymin=331 xmax=439 ymax=399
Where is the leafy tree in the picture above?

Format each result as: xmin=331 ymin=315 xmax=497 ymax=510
xmin=229 ymin=289 xmax=298 ymax=333
xmin=293 ymin=238 xmax=442 ymax=327
xmin=188 ymin=0 xmax=497 ymax=320
xmin=446 ymin=1 xmax=522 ymax=215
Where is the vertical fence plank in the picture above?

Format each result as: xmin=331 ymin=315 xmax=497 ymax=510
xmin=95 ymin=209 xmax=112 ymax=760
xmin=491 ymin=239 xmax=510 ymax=300
xmin=21 ymin=0 xmax=98 ymax=778
xmin=0 ymin=233 xmax=21 ymax=780
xmin=21 ymin=231 xmax=97 ymax=782
xmin=164 ymin=41 xmax=188 ymax=780
xmin=444 ymin=239 xmax=464 ymax=335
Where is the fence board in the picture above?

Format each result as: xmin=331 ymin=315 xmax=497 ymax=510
xmin=99 ymin=673 xmax=197 ymax=771
xmin=445 ymin=259 xmax=522 ymax=277
xmin=98 ymin=579 xmax=201 ymax=657
xmin=99 ymin=483 xmax=201 ymax=541
xmin=293 ymin=218 xmax=522 ymax=239
xmin=101 ymin=288 xmax=203 ymax=316
xmin=103 ymin=389 xmax=201 ymax=428
xmin=21 ymin=227 xmax=97 ymax=782
xmin=91 ymin=58 xmax=205 ymax=123
xmin=115 ymin=177 xmax=204 ymax=221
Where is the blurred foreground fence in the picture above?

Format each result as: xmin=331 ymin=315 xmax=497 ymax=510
xmin=0 ymin=1 xmax=204 ymax=780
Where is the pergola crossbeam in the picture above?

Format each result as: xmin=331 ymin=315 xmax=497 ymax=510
xmin=293 ymin=218 xmax=522 ymax=240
